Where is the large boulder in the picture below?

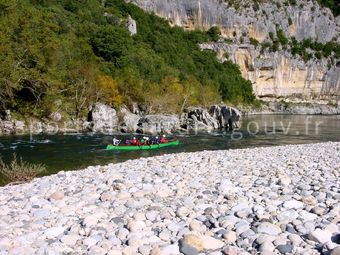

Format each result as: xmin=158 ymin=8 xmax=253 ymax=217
xmin=181 ymin=107 xmax=219 ymax=132
xmin=137 ymin=115 xmax=180 ymax=134
xmin=0 ymin=120 xmax=26 ymax=135
xmin=181 ymin=105 xmax=241 ymax=131
xmin=209 ymin=105 xmax=241 ymax=130
xmin=89 ymin=103 xmax=118 ymax=133
xmin=0 ymin=121 xmax=14 ymax=135
xmin=118 ymin=106 xmax=140 ymax=133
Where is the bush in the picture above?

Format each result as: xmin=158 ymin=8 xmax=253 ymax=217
xmin=288 ymin=17 xmax=293 ymax=26
xmin=207 ymin=26 xmax=221 ymax=42
xmin=0 ymin=154 xmax=46 ymax=185
xmin=277 ymin=29 xmax=288 ymax=45
xmin=249 ymin=37 xmax=260 ymax=47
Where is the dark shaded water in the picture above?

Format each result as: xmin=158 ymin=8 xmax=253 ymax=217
xmin=0 ymin=115 xmax=339 ymax=178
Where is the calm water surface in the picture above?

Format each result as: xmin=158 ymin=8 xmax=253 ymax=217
xmin=0 ymin=115 xmax=339 ymax=178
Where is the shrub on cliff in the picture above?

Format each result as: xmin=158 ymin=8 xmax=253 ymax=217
xmin=0 ymin=154 xmax=46 ymax=185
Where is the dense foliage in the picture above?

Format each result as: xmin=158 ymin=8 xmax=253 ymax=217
xmin=0 ymin=0 xmax=255 ymax=119
xmin=317 ymin=0 xmax=339 ymax=17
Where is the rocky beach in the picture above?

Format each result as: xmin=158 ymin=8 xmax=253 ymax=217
xmin=0 ymin=142 xmax=339 ymax=255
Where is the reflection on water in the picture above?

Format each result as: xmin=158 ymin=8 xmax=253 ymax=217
xmin=0 ymin=115 xmax=339 ymax=178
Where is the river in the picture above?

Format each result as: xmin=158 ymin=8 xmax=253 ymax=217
xmin=0 ymin=115 xmax=339 ymax=182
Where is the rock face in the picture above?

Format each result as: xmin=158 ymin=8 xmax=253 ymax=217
xmin=88 ymin=103 xmax=118 ymax=133
xmin=181 ymin=105 xmax=241 ymax=131
xmin=127 ymin=15 xmax=137 ymax=35
xmin=137 ymin=115 xmax=181 ymax=134
xmin=129 ymin=0 xmax=338 ymax=43
xmin=87 ymin=104 xmax=241 ymax=134
xmin=200 ymin=43 xmax=340 ymax=99
xmin=241 ymin=100 xmax=340 ymax=115
xmin=128 ymin=0 xmax=340 ymax=100
xmin=118 ymin=106 xmax=140 ymax=133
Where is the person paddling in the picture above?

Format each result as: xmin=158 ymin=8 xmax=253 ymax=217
xmin=112 ymin=136 xmax=120 ymax=146
xmin=131 ymin=137 xmax=137 ymax=146
xmin=160 ymin=134 xmax=166 ymax=143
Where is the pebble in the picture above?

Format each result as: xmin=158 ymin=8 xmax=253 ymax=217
xmin=330 ymin=247 xmax=340 ymax=255
xmin=276 ymin=244 xmax=294 ymax=254
xmin=189 ymin=220 xmax=201 ymax=232
xmin=50 ymin=191 xmax=64 ymax=200
xmin=223 ymin=230 xmax=237 ymax=243
xmin=60 ymin=234 xmax=80 ymax=246
xmin=0 ymin=142 xmax=339 ymax=255
xmin=259 ymin=241 xmax=275 ymax=252
xmin=44 ymin=227 xmax=65 ymax=239
xmin=308 ymin=229 xmax=332 ymax=244
xmin=180 ymin=234 xmax=204 ymax=252
xmin=283 ymin=200 xmax=304 ymax=210
xmin=257 ymin=223 xmax=282 ymax=236
xmin=201 ymin=235 xmax=225 ymax=250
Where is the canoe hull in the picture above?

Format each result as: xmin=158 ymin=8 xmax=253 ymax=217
xmin=106 ymin=140 xmax=180 ymax=151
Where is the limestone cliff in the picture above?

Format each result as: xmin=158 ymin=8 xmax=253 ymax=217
xmin=128 ymin=0 xmax=340 ymax=100
xmin=200 ymin=43 xmax=340 ymax=98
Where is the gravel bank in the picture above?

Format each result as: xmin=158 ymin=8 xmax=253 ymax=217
xmin=0 ymin=142 xmax=340 ymax=255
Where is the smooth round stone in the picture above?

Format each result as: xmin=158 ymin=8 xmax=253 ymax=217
xmin=180 ymin=234 xmax=203 ymax=252
xmin=145 ymin=211 xmax=158 ymax=221
xmin=189 ymin=220 xmax=201 ymax=232
xmin=257 ymin=223 xmax=282 ymax=236
xmin=240 ymin=229 xmax=256 ymax=239
xmin=176 ymin=207 xmax=189 ymax=218
xmin=259 ymin=242 xmax=275 ymax=252
xmin=117 ymin=192 xmax=131 ymax=200
xmin=128 ymin=236 xmax=143 ymax=247
xmin=236 ymin=224 xmax=250 ymax=235
xmin=161 ymin=244 xmax=180 ymax=255
xmin=88 ymin=246 xmax=106 ymax=255
xmin=235 ymin=210 xmax=250 ymax=218
xmin=288 ymin=234 xmax=303 ymax=246
xmin=256 ymin=235 xmax=276 ymax=245
xmin=223 ymin=246 xmax=243 ymax=255
xmin=127 ymin=220 xmax=145 ymax=232
xmin=159 ymin=229 xmax=172 ymax=241
xmin=276 ymin=244 xmax=294 ymax=254
xmin=330 ymin=247 xmax=340 ymax=255
xmin=138 ymin=245 xmax=152 ymax=255
xmin=122 ymin=246 xmax=137 ymax=255
xmin=50 ymin=191 xmax=64 ymax=200
xmin=133 ymin=212 xmax=146 ymax=221
xmin=168 ymin=222 xmax=183 ymax=232
xmin=44 ymin=227 xmax=65 ymax=239
xmin=312 ymin=207 xmax=326 ymax=216
xmin=83 ymin=237 xmax=98 ymax=247
xmin=117 ymin=228 xmax=129 ymax=240
xmin=302 ymin=196 xmax=317 ymax=206
xmin=99 ymin=191 xmax=112 ymax=201
xmin=223 ymin=231 xmax=237 ymax=243
xmin=60 ymin=235 xmax=80 ymax=246
xmin=150 ymin=246 xmax=162 ymax=255
xmin=32 ymin=209 xmax=50 ymax=219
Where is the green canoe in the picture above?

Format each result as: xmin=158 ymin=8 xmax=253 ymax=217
xmin=106 ymin=140 xmax=180 ymax=151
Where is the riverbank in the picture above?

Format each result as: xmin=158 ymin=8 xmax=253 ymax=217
xmin=0 ymin=142 xmax=339 ymax=254
xmin=1 ymin=100 xmax=340 ymax=136
xmin=240 ymin=100 xmax=340 ymax=115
